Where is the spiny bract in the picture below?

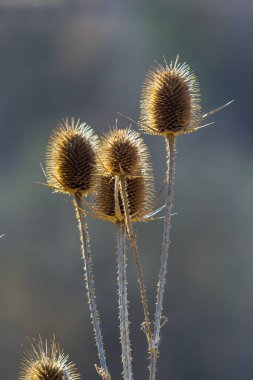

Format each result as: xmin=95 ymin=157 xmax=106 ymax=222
xmin=46 ymin=117 xmax=98 ymax=195
xmin=140 ymin=57 xmax=202 ymax=136
xmin=19 ymin=337 xmax=81 ymax=380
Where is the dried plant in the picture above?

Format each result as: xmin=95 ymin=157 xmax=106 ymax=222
xmin=140 ymin=56 xmax=232 ymax=380
xmin=140 ymin=57 xmax=201 ymax=136
xmin=22 ymin=57 xmax=232 ymax=380
xmin=19 ymin=337 xmax=80 ymax=380
xmin=45 ymin=117 xmax=110 ymax=380
xmin=95 ymin=128 xmax=154 ymax=223
xmin=91 ymin=127 xmax=157 ymax=379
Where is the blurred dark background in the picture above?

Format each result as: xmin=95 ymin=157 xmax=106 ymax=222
xmin=0 ymin=0 xmax=253 ymax=379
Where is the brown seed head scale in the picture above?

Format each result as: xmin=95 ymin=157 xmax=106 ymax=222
xmin=94 ymin=127 xmax=154 ymax=223
xmin=140 ymin=57 xmax=202 ymax=136
xmin=46 ymin=117 xmax=98 ymax=196
xmin=19 ymin=337 xmax=81 ymax=380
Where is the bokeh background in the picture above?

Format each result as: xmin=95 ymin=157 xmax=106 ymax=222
xmin=0 ymin=0 xmax=253 ymax=379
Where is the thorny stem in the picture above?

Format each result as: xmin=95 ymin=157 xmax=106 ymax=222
xmin=150 ymin=134 xmax=176 ymax=380
xmin=74 ymin=194 xmax=111 ymax=380
xmin=116 ymin=222 xmax=133 ymax=380
xmin=119 ymin=176 xmax=153 ymax=347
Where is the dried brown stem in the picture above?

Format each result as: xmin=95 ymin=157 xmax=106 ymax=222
xmin=74 ymin=194 xmax=110 ymax=380
xmin=116 ymin=222 xmax=133 ymax=380
xmin=150 ymin=134 xmax=176 ymax=380
xmin=119 ymin=176 xmax=153 ymax=346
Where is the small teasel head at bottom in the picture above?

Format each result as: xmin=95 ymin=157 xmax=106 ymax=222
xmin=19 ymin=337 xmax=81 ymax=380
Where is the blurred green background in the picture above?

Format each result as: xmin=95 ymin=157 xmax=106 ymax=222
xmin=0 ymin=0 xmax=253 ymax=379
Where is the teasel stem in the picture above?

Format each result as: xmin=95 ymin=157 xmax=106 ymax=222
xmin=118 ymin=176 xmax=153 ymax=348
xmin=116 ymin=222 xmax=133 ymax=380
xmin=74 ymin=193 xmax=111 ymax=380
xmin=150 ymin=134 xmax=176 ymax=380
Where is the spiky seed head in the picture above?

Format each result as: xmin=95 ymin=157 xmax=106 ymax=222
xmin=98 ymin=128 xmax=150 ymax=177
xmin=94 ymin=126 xmax=154 ymax=222
xmin=46 ymin=117 xmax=98 ymax=196
xmin=19 ymin=337 xmax=81 ymax=380
xmin=94 ymin=176 xmax=116 ymax=219
xmin=140 ymin=57 xmax=202 ymax=136
xmin=94 ymin=174 xmax=154 ymax=223
xmin=125 ymin=176 xmax=147 ymax=216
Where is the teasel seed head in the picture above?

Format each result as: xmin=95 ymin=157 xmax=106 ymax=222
xmin=140 ymin=57 xmax=202 ymax=136
xmin=98 ymin=127 xmax=150 ymax=177
xmin=94 ymin=126 xmax=154 ymax=223
xmin=46 ymin=117 xmax=98 ymax=196
xmin=19 ymin=337 xmax=81 ymax=380
xmin=94 ymin=174 xmax=154 ymax=223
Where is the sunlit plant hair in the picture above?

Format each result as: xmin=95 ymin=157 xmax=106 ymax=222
xmin=45 ymin=118 xmax=110 ymax=380
xmin=19 ymin=337 xmax=80 ymax=380
xmin=46 ymin=117 xmax=98 ymax=195
xmin=140 ymin=56 xmax=232 ymax=380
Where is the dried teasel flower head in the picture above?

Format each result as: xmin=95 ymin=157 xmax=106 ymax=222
xmin=94 ymin=174 xmax=154 ymax=223
xmin=94 ymin=126 xmax=154 ymax=223
xmin=98 ymin=127 xmax=150 ymax=177
xmin=19 ymin=337 xmax=81 ymax=380
xmin=46 ymin=117 xmax=98 ymax=196
xmin=140 ymin=56 xmax=202 ymax=136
